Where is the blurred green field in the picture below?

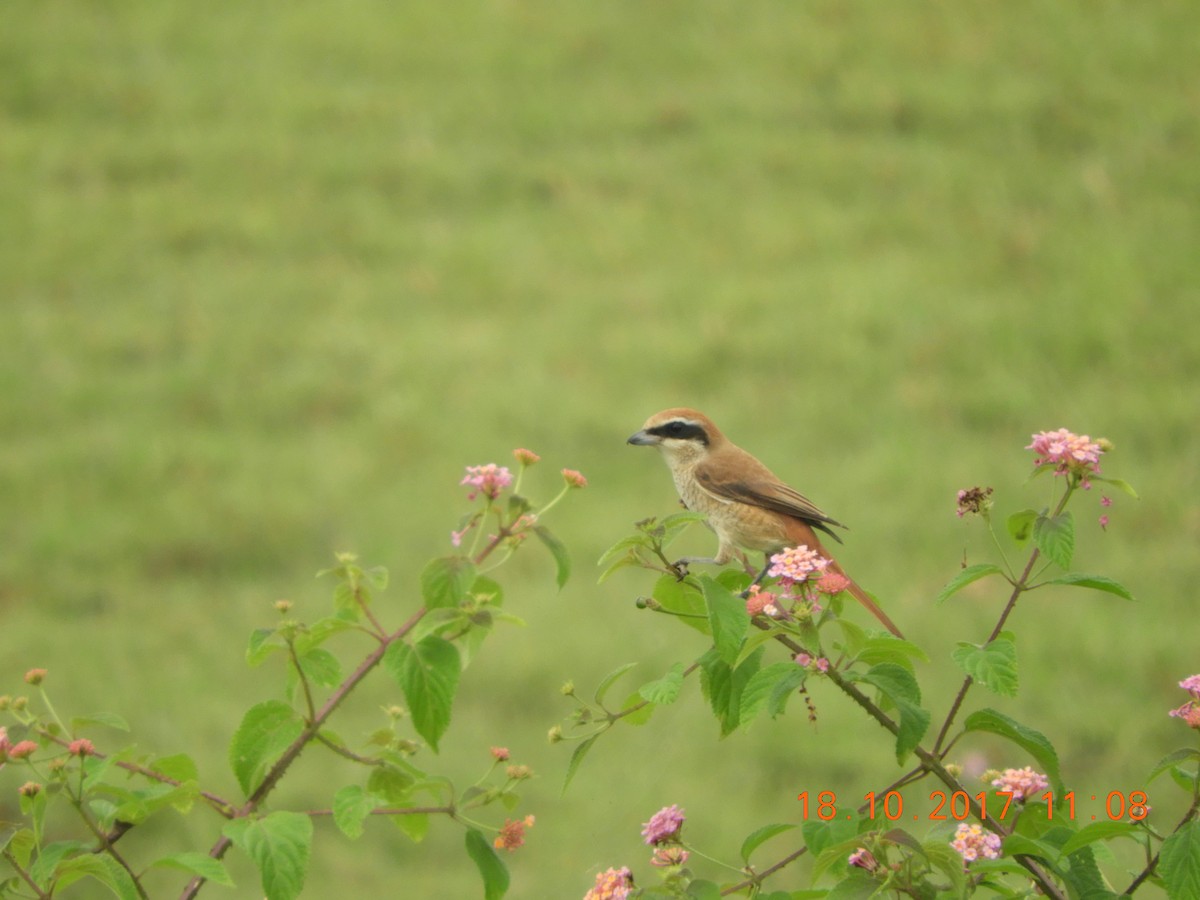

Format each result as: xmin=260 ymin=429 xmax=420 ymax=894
xmin=2 ymin=1 xmax=1198 ymax=896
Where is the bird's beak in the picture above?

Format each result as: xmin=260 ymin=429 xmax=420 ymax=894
xmin=627 ymin=429 xmax=657 ymax=446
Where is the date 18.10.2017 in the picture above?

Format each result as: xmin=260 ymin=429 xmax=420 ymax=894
xmin=797 ymin=790 xmax=1149 ymax=822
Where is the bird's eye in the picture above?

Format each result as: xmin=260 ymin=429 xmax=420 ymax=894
xmin=665 ymin=421 xmax=685 ymax=436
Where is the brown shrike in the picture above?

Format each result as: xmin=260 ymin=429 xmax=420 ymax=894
xmin=628 ymin=407 xmax=903 ymax=638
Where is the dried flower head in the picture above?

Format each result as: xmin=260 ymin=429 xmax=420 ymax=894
xmin=650 ymin=845 xmax=689 ymax=867
xmin=956 ymin=486 xmax=994 ymax=518
xmin=24 ymin=669 xmax=47 ymax=686
xmin=848 ymin=847 xmax=879 ymax=871
xmin=493 ymin=815 xmax=535 ymax=852
xmin=513 ymin=448 xmax=541 ymax=466
xmin=561 ymin=468 xmax=588 ymax=489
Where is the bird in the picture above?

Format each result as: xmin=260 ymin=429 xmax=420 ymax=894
xmin=627 ymin=407 xmax=903 ymax=638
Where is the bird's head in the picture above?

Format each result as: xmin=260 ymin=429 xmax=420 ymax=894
xmin=627 ymin=408 xmax=725 ymax=466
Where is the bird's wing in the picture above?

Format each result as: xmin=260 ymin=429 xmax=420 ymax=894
xmin=694 ymin=464 xmax=846 ymax=536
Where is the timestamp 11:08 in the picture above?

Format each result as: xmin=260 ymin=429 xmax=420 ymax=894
xmin=797 ymin=790 xmax=1150 ymax=822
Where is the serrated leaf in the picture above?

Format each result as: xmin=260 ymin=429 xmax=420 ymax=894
xmin=533 ymin=525 xmax=570 ymax=588
xmin=685 ymin=880 xmax=723 ymax=900
xmin=465 ymin=827 xmax=510 ymax=900
xmin=297 ymin=647 xmax=343 ymax=688
xmin=1160 ymin=819 xmax=1200 ymax=900
xmin=937 ymin=563 xmax=1005 ymax=604
xmin=855 ymin=636 xmax=930 ymax=672
xmin=55 ymin=853 xmax=140 ymax=900
xmin=952 ymin=637 xmax=1019 ymax=697
xmin=593 ymin=662 xmax=638 ymax=705
xmin=150 ymin=752 xmax=199 ymax=784
xmin=421 ymin=557 xmax=476 ymax=609
xmin=739 ymin=662 xmax=807 ymax=727
xmin=224 ymin=811 xmax=312 ymax=900
xmin=228 ymin=701 xmax=304 ymax=797
xmin=1058 ymin=821 xmax=1138 ymax=856
xmin=701 ymin=575 xmax=749 ymax=665
xmin=1148 ymin=747 xmax=1200 ymax=783
xmin=699 ymin=647 xmax=762 ymax=736
xmin=739 ymin=823 xmax=797 ymax=863
xmin=1034 ymin=511 xmax=1074 ymax=569
xmin=964 ymin=708 xmax=1061 ymax=789
xmin=860 ymin=664 xmax=930 ymax=763
xmin=332 ymin=785 xmax=379 ymax=840
xmin=384 ymin=636 xmax=461 ymax=751
xmin=597 ymin=534 xmax=651 ymax=568
xmin=1007 ymin=509 xmax=1038 ymax=545
xmin=638 ymin=662 xmax=685 ymax=705
xmin=367 ymin=765 xmax=415 ymax=803
xmin=1038 ymin=572 xmax=1134 ymax=601
xmin=152 ymin=851 xmax=235 ymax=887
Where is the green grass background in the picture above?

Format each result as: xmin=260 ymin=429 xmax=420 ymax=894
xmin=2 ymin=1 xmax=1198 ymax=896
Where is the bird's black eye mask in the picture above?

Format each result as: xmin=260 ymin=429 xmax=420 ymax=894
xmin=648 ymin=420 xmax=709 ymax=445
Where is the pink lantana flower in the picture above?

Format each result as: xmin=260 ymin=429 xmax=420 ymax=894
xmin=584 ymin=866 xmax=634 ymax=900
xmin=641 ymin=804 xmax=685 ymax=845
xmin=768 ymin=545 xmax=829 ymax=585
xmin=1026 ymin=429 xmax=1104 ymax=485
xmin=1169 ymin=674 xmax=1200 ymax=729
xmin=461 ymin=464 xmax=513 ymax=501
xmin=561 ymin=468 xmax=588 ymax=489
xmin=950 ymin=823 xmax=1002 ymax=864
xmin=990 ymin=766 xmax=1049 ymax=801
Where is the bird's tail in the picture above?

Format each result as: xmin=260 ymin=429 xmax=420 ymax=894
xmin=820 ymin=554 xmax=904 ymax=639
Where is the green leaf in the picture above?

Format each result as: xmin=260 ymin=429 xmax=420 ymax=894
xmin=297 ymin=647 xmax=343 ymax=688
xmin=1148 ymin=747 xmax=1200 ymax=783
xmin=685 ymin=881 xmax=723 ymax=900
xmin=1160 ymin=819 xmax=1200 ymax=900
xmin=937 ymin=563 xmax=1005 ymax=603
xmin=465 ymin=827 xmax=510 ymax=900
xmin=1059 ymin=821 xmax=1138 ymax=857
xmin=825 ymin=872 xmax=882 ymax=900
xmin=30 ymin=840 xmax=86 ymax=889
xmin=854 ymin=635 xmax=930 ymax=672
xmin=364 ymin=565 xmax=389 ymax=591
xmin=952 ymin=636 xmax=1019 ymax=697
xmin=384 ymin=636 xmax=461 ymax=751
xmin=964 ymin=708 xmax=1061 ymax=789
xmin=1007 ymin=509 xmax=1038 ymax=545
xmin=1034 ymin=511 xmax=1074 ymax=569
xmin=652 ymin=575 xmax=711 ymax=634
xmin=332 ymin=785 xmax=379 ymax=840
xmin=367 ymin=765 xmax=415 ymax=803
xmin=224 ymin=811 xmax=312 ymax=900
xmin=739 ymin=823 xmax=797 ymax=863
xmin=393 ymin=811 xmax=429 ymax=843
xmin=593 ymin=662 xmax=638 ymax=705
xmin=620 ymin=690 xmax=655 ymax=726
xmin=860 ymin=664 xmax=930 ymax=763
xmin=228 ymin=700 xmax=304 ymax=797
xmin=54 ymin=854 xmax=140 ymax=900
xmin=150 ymin=752 xmax=199 ymax=784
xmin=699 ymin=647 xmax=763 ymax=736
xmin=1038 ymin=572 xmax=1135 ymax=601
xmin=638 ymin=662 xmax=685 ymax=705
xmin=533 ymin=525 xmax=571 ymax=588
xmin=562 ymin=734 xmax=599 ymax=794
xmin=246 ymin=628 xmax=281 ymax=666
xmin=1094 ymin=476 xmax=1139 ymax=499
xmin=69 ymin=711 xmax=130 ymax=732
xmin=421 ymin=557 xmax=476 ymax=609
xmin=597 ymin=534 xmax=650 ymax=567
xmin=739 ymin=662 xmax=807 ymax=727
xmin=700 ymin=575 xmax=749 ymax=665
xmin=152 ymin=852 xmax=236 ymax=887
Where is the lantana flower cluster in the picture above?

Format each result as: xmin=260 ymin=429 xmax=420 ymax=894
xmin=989 ymin=766 xmax=1049 ymax=801
xmin=950 ymin=822 xmax=1002 ymax=864
xmin=744 ymin=545 xmax=849 ymax=622
xmin=1168 ymin=674 xmax=1200 ymax=729
xmin=1026 ymin=428 xmax=1105 ymax=486
xmin=585 ymin=805 xmax=689 ymax=898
